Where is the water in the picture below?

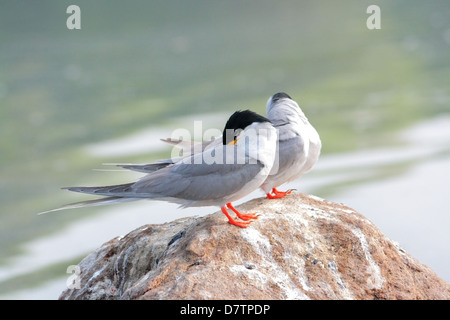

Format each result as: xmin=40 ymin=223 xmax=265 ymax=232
xmin=1 ymin=0 xmax=449 ymax=299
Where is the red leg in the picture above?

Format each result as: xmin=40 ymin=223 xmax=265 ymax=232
xmin=226 ymin=203 xmax=258 ymax=221
xmin=221 ymin=206 xmax=250 ymax=228
xmin=266 ymin=188 xmax=295 ymax=199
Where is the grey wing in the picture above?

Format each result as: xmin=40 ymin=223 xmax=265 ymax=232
xmin=66 ymin=146 xmax=264 ymax=203
xmin=274 ymin=135 xmax=306 ymax=175
xmin=133 ymin=149 xmax=263 ymax=201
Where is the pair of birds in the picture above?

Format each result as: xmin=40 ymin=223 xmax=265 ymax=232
xmin=51 ymin=92 xmax=321 ymax=228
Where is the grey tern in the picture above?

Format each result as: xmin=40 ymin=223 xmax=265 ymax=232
xmin=261 ymin=92 xmax=321 ymax=199
xmin=43 ymin=110 xmax=278 ymax=228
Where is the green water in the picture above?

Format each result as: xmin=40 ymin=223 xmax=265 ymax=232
xmin=1 ymin=0 xmax=449 ymax=298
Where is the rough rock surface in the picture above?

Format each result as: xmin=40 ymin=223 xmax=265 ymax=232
xmin=59 ymin=193 xmax=450 ymax=300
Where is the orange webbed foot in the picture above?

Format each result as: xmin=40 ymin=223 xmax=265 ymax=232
xmin=227 ymin=203 xmax=258 ymax=221
xmin=266 ymin=188 xmax=295 ymax=199
xmin=221 ymin=205 xmax=251 ymax=228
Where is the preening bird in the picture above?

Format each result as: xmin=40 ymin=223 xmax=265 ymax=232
xmin=261 ymin=92 xmax=321 ymax=199
xmin=125 ymin=92 xmax=321 ymax=200
xmin=43 ymin=110 xmax=278 ymax=228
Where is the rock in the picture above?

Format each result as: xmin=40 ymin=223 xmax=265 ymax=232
xmin=59 ymin=193 xmax=450 ymax=300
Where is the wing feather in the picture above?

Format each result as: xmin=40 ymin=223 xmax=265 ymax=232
xmin=134 ymin=146 xmax=263 ymax=201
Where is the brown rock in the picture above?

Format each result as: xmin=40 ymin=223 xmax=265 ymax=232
xmin=59 ymin=193 xmax=450 ymax=300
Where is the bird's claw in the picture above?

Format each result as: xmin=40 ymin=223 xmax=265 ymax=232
xmin=227 ymin=219 xmax=251 ymax=228
xmin=235 ymin=212 xmax=258 ymax=221
xmin=266 ymin=188 xmax=296 ymax=199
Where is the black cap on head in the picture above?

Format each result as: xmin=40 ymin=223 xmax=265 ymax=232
xmin=222 ymin=110 xmax=270 ymax=145
xmin=271 ymin=92 xmax=292 ymax=102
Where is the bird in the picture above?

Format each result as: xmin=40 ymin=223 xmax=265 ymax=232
xmin=120 ymin=92 xmax=321 ymax=200
xmin=261 ymin=92 xmax=321 ymax=199
xmin=43 ymin=110 xmax=278 ymax=228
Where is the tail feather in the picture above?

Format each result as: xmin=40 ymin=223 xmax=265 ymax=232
xmin=160 ymin=138 xmax=195 ymax=149
xmin=116 ymin=137 xmax=219 ymax=174
xmin=37 ymin=196 xmax=139 ymax=215
xmin=63 ymin=182 xmax=135 ymax=196
xmin=117 ymin=162 xmax=173 ymax=173
xmin=161 ymin=138 xmax=218 ymax=153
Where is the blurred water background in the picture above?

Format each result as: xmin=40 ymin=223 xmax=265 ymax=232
xmin=0 ymin=0 xmax=449 ymax=299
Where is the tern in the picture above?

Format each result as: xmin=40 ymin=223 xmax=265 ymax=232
xmin=121 ymin=92 xmax=321 ymax=200
xmin=261 ymin=92 xmax=321 ymax=199
xmin=43 ymin=110 xmax=277 ymax=228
